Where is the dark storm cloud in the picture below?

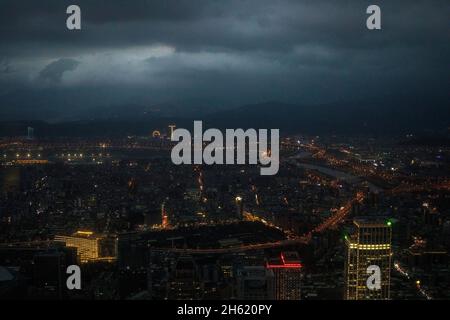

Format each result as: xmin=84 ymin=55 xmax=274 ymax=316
xmin=0 ymin=59 xmax=13 ymax=74
xmin=0 ymin=0 xmax=449 ymax=115
xmin=38 ymin=58 xmax=80 ymax=83
xmin=1 ymin=0 xmax=448 ymax=54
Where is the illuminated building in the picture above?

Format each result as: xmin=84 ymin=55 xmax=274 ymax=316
xmin=161 ymin=203 xmax=169 ymax=229
xmin=55 ymin=231 xmax=104 ymax=263
xmin=266 ymin=252 xmax=302 ymax=300
xmin=345 ymin=218 xmax=392 ymax=300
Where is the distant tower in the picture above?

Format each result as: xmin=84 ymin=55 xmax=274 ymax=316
xmin=27 ymin=127 xmax=34 ymax=140
xmin=161 ymin=203 xmax=169 ymax=229
xmin=168 ymin=125 xmax=176 ymax=140
xmin=345 ymin=217 xmax=392 ymax=300
xmin=235 ymin=196 xmax=243 ymax=219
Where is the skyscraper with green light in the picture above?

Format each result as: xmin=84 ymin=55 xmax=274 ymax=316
xmin=345 ymin=217 xmax=392 ymax=300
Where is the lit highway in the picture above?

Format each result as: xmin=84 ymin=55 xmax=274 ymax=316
xmin=150 ymin=192 xmax=362 ymax=254
xmin=394 ymin=261 xmax=432 ymax=300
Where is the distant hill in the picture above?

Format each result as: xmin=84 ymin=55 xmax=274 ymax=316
xmin=0 ymin=94 xmax=448 ymax=137
xmin=203 ymin=96 xmax=450 ymax=134
xmin=0 ymin=87 xmax=224 ymax=122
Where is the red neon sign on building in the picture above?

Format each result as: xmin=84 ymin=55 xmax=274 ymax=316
xmin=266 ymin=253 xmax=302 ymax=269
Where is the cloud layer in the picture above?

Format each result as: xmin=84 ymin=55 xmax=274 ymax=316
xmin=0 ymin=0 xmax=449 ymax=116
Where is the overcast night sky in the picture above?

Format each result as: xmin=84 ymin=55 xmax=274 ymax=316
xmin=0 ymin=0 xmax=449 ymax=122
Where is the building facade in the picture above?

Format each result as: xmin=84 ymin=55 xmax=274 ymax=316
xmin=266 ymin=252 xmax=302 ymax=300
xmin=345 ymin=218 xmax=392 ymax=300
xmin=55 ymin=231 xmax=102 ymax=263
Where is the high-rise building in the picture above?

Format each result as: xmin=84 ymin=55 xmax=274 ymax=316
xmin=266 ymin=252 xmax=302 ymax=300
xmin=55 ymin=231 xmax=103 ymax=263
xmin=27 ymin=127 xmax=34 ymax=140
xmin=161 ymin=203 xmax=169 ymax=229
xmin=345 ymin=217 xmax=392 ymax=300
xmin=235 ymin=196 xmax=243 ymax=219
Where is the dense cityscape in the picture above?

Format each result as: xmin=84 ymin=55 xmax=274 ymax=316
xmin=1 ymin=0 xmax=449 ymax=306
xmin=1 ymin=125 xmax=449 ymax=300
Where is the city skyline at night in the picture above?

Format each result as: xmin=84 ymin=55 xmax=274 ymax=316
xmin=0 ymin=0 xmax=449 ymax=305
